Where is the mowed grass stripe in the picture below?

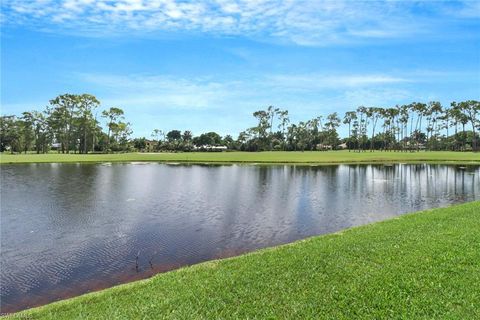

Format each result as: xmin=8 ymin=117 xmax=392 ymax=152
xmin=1 ymin=150 xmax=480 ymax=164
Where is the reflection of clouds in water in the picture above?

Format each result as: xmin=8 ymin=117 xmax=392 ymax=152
xmin=0 ymin=163 xmax=479 ymax=312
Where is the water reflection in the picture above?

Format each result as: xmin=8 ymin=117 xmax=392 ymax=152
xmin=1 ymin=163 xmax=479 ymax=312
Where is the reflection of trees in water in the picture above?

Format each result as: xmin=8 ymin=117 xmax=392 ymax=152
xmin=2 ymin=163 xmax=479 ymax=314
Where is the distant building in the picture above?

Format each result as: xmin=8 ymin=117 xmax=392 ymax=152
xmin=193 ymin=145 xmax=228 ymax=152
xmin=405 ymin=141 xmax=426 ymax=150
xmin=316 ymin=144 xmax=333 ymax=151
xmin=337 ymin=143 xmax=348 ymax=149
xmin=144 ymin=140 xmax=157 ymax=152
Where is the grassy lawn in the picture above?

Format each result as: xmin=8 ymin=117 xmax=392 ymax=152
xmin=1 ymin=150 xmax=479 ymax=164
xmin=13 ymin=201 xmax=480 ymax=319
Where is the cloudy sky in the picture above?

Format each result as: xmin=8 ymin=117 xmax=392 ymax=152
xmin=1 ymin=0 xmax=479 ymax=137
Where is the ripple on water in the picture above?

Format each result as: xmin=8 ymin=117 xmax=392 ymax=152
xmin=0 ymin=163 xmax=479 ymax=313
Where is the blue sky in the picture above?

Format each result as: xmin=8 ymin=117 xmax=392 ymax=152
xmin=1 ymin=0 xmax=479 ymax=138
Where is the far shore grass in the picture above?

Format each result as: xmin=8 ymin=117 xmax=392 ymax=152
xmin=1 ymin=150 xmax=479 ymax=165
xmin=13 ymin=201 xmax=480 ymax=319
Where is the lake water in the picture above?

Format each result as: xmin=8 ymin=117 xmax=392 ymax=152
xmin=1 ymin=163 xmax=479 ymax=313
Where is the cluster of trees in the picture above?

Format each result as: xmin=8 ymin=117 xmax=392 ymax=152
xmin=132 ymin=130 xmax=230 ymax=152
xmin=1 ymin=94 xmax=132 ymax=153
xmin=237 ymin=106 xmax=342 ymax=151
xmin=145 ymin=102 xmax=478 ymax=152
xmin=1 ymin=94 xmax=479 ymax=153
xmin=341 ymin=101 xmax=480 ymax=153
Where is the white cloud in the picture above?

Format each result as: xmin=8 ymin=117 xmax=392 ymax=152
xmin=2 ymin=0 xmax=475 ymax=45
xmin=71 ymin=71 xmax=421 ymax=136
xmin=442 ymin=0 xmax=480 ymax=18
xmin=266 ymin=74 xmax=409 ymax=90
xmin=344 ymin=88 xmax=411 ymax=107
xmin=78 ymin=73 xmax=231 ymax=109
xmin=76 ymin=71 xmax=414 ymax=113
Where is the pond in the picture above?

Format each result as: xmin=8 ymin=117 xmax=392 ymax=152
xmin=1 ymin=163 xmax=479 ymax=313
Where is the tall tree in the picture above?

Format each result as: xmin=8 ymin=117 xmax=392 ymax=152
xmin=20 ymin=112 xmax=35 ymax=153
xmin=77 ymin=94 xmax=100 ymax=154
xmin=0 ymin=115 xmax=20 ymax=153
xmin=399 ymin=105 xmax=410 ymax=151
xmin=356 ymin=106 xmax=368 ymax=151
xmin=101 ymin=107 xmax=125 ymax=152
xmin=277 ymin=110 xmax=290 ymax=150
xmin=343 ymin=111 xmax=357 ymax=152
xmin=31 ymin=111 xmax=50 ymax=153
xmin=459 ymin=100 xmax=479 ymax=151
xmin=413 ymin=102 xmax=427 ymax=151
xmin=369 ymin=107 xmax=381 ymax=152
xmin=324 ymin=112 xmax=341 ymax=148
xmin=48 ymin=94 xmax=77 ymax=153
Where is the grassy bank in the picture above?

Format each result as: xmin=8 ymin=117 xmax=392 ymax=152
xmin=1 ymin=150 xmax=479 ymax=165
xmin=14 ymin=201 xmax=480 ymax=319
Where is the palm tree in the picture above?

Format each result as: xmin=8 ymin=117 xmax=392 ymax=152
xmin=101 ymin=107 xmax=125 ymax=152
xmin=413 ymin=102 xmax=427 ymax=151
xmin=429 ymin=101 xmax=442 ymax=150
xmin=399 ymin=105 xmax=409 ymax=151
xmin=369 ymin=107 xmax=381 ymax=152
xmin=277 ymin=110 xmax=290 ymax=150
xmin=459 ymin=100 xmax=479 ymax=152
xmin=356 ymin=106 xmax=368 ymax=152
xmin=343 ymin=111 xmax=357 ymax=152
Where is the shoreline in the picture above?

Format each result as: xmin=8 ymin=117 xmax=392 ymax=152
xmin=2 ymin=160 xmax=480 ymax=166
xmin=10 ymin=201 xmax=480 ymax=319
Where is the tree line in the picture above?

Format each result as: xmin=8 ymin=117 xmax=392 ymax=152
xmin=1 ymin=94 xmax=479 ymax=153
xmin=144 ymin=102 xmax=479 ymax=152
xmin=1 ymin=94 xmax=132 ymax=153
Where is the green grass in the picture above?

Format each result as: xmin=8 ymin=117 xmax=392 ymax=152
xmin=13 ymin=201 xmax=480 ymax=319
xmin=1 ymin=150 xmax=479 ymax=165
